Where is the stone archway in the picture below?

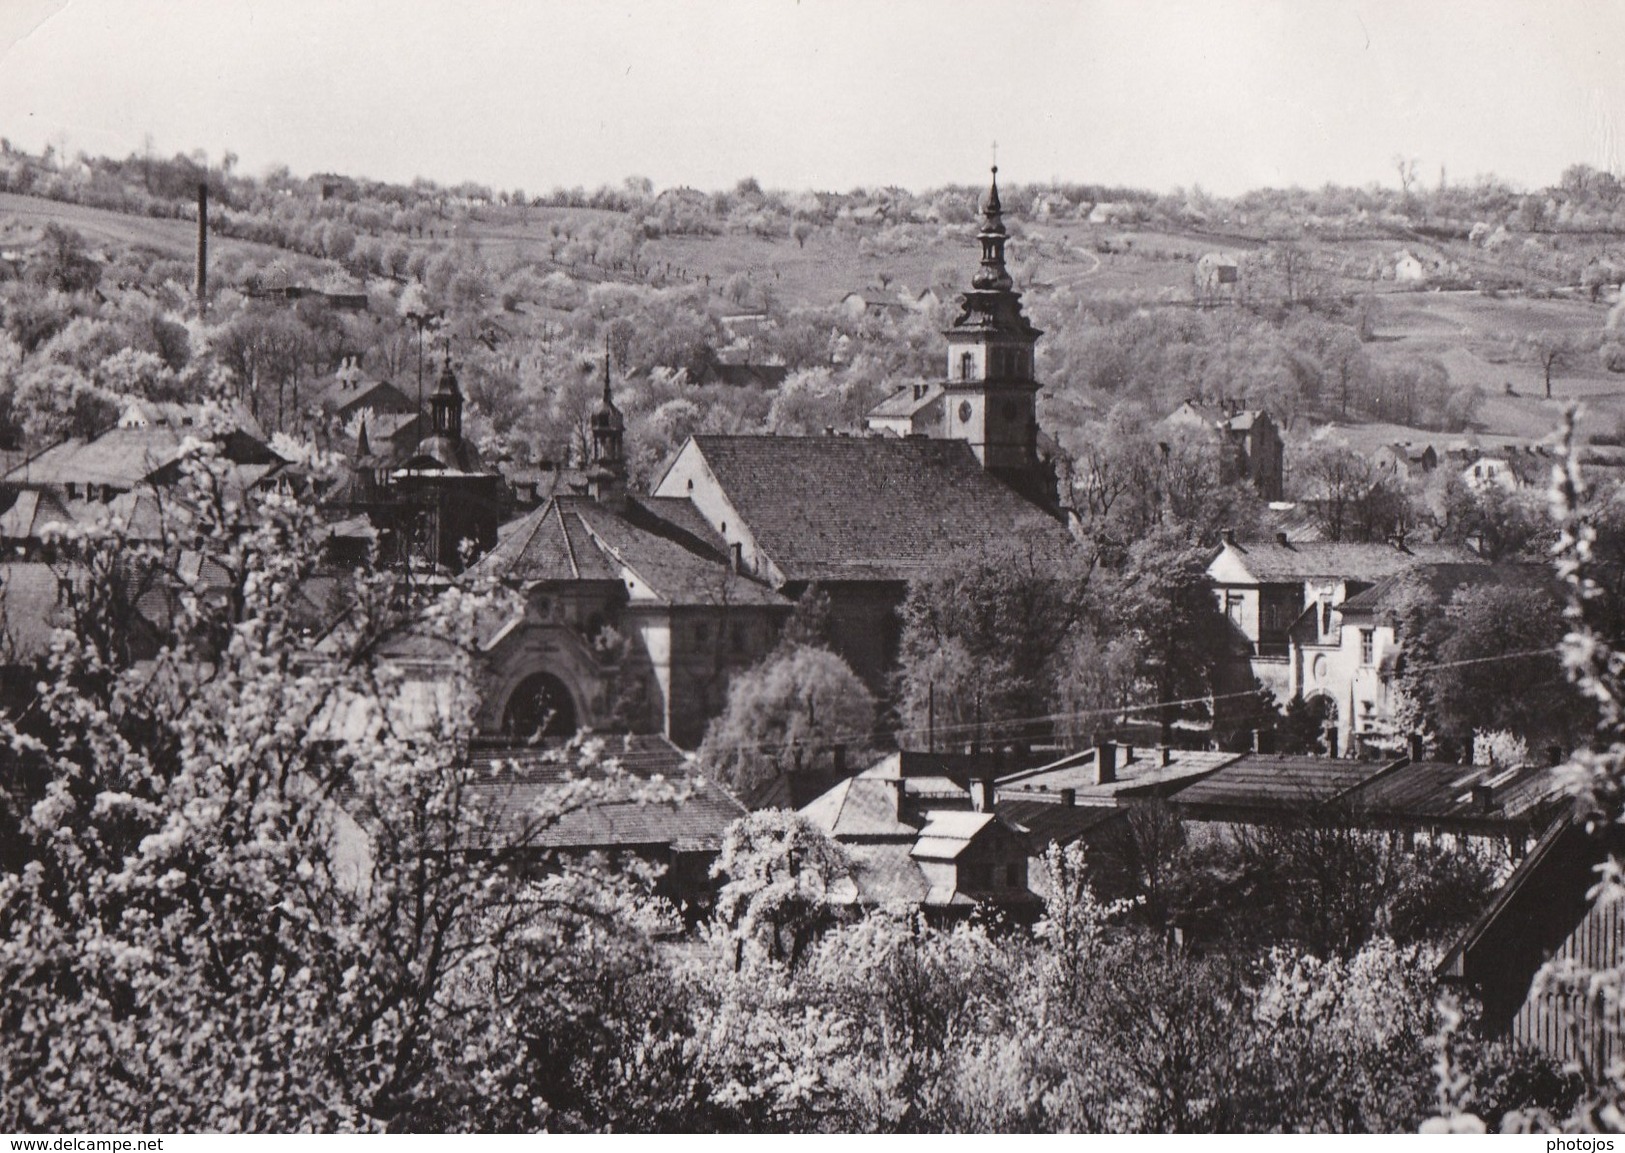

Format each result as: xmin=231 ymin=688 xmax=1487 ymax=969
xmin=1303 ymin=692 xmax=1339 ymax=757
xmin=502 ymin=671 xmax=580 ymax=741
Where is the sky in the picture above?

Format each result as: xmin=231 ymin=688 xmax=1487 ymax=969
xmin=0 ymin=0 xmax=1620 ymax=197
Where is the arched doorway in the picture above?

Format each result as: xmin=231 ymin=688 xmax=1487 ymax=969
xmin=1304 ymin=692 xmax=1339 ymax=757
xmin=1281 ymin=692 xmax=1339 ymax=756
xmin=502 ymin=672 xmax=579 ymax=742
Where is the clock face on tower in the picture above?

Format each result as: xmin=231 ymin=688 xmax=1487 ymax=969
xmin=958 ymin=400 xmax=973 ymax=423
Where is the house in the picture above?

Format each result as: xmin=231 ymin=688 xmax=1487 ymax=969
xmin=1032 ymin=193 xmax=1071 ymax=219
xmin=839 ymin=287 xmax=908 ymax=320
xmin=1291 ymin=562 xmax=1550 ymax=756
xmin=864 ymin=382 xmax=944 ymax=438
xmin=1395 ymin=250 xmax=1426 ymax=284
xmin=1462 ymin=455 xmax=1519 ymax=492
xmin=801 ymin=754 xmax=1038 ymax=915
xmin=1160 ymin=401 xmax=1284 ymax=501
xmin=0 ymin=489 xmax=75 ymax=554
xmin=994 ymin=741 xmax=1242 ymax=898
xmin=1340 ymin=755 xmax=1566 ymax=858
xmin=1166 ymin=752 xmax=1406 ymax=828
xmin=996 ymin=740 xmax=1239 ymax=810
xmin=1438 ymin=817 xmax=1625 ymax=1071
xmin=1207 ymin=534 xmax=1484 ymax=706
xmin=1371 ymin=442 xmax=1438 ymax=482
xmin=1195 ymin=253 xmax=1241 ymax=304
xmin=311 ymin=369 xmax=416 ymax=423
xmin=1 ymin=413 xmax=285 ymax=511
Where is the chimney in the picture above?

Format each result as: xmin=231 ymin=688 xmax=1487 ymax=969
xmin=1223 ymin=527 xmax=1238 ymax=547
xmin=832 ymin=744 xmax=846 ymax=775
xmin=729 ymin=541 xmax=743 ymax=574
xmin=1124 ymin=744 xmax=1135 ymax=764
xmin=1059 ymin=787 xmax=1076 ymax=807
xmin=1161 ymin=747 xmax=1174 ymax=766
xmin=1408 ymin=733 xmax=1424 ymax=762
xmin=195 ymin=181 xmax=208 ymax=315
xmin=1547 ymin=745 xmax=1565 ymax=767
xmin=891 ymin=778 xmax=906 ymax=821
xmin=1471 ymin=782 xmax=1495 ymax=813
xmin=971 ymin=777 xmax=995 ymax=813
xmin=824 ymin=425 xmax=836 ymax=437
xmin=792 ymin=744 xmax=804 ymax=773
xmin=1275 ymin=531 xmax=1289 ymax=546
xmin=1096 ymin=741 xmax=1117 ymax=786
xmin=1251 ymin=728 xmax=1263 ymax=754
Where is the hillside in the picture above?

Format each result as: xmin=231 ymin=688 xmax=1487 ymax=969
xmin=3 ymin=138 xmax=1625 ymax=469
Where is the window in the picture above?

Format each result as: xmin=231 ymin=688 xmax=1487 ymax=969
xmin=1321 ymin=600 xmax=1334 ymax=635
xmin=960 ymin=351 xmax=973 ymax=381
xmin=1225 ymin=593 xmax=1244 ymax=625
xmin=1360 ymin=628 xmax=1375 ymax=665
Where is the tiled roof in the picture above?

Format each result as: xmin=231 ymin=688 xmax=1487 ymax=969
xmin=477 ymin=494 xmax=787 ymax=607
xmin=997 ymin=798 xmax=1124 ymax=846
xmin=684 ymin=435 xmax=1068 ymax=581
xmin=801 ymin=776 xmax=919 ymax=838
xmin=460 ymin=734 xmax=746 ymax=852
xmin=743 ymin=768 xmax=850 ymax=812
xmin=1218 ymin=540 xmax=1483 ymax=584
xmin=827 ymin=841 xmax=931 ymax=906
xmin=997 ymin=747 xmax=1239 ymax=805
xmin=1170 ymin=754 xmax=1403 ymax=813
xmin=1345 ymin=760 xmax=1568 ymax=826
xmin=868 ymin=384 xmax=944 ymax=419
xmin=313 ymin=377 xmax=414 ymax=416
xmin=0 ymin=562 xmax=66 ymax=659
xmin=1339 ymin=562 xmax=1552 ymax=616
xmin=0 ymin=490 xmax=73 ymax=540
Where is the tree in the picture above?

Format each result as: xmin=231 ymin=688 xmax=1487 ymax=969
xmin=699 ymin=643 xmax=875 ymax=796
xmin=1110 ymin=525 xmax=1230 ymax=742
xmin=0 ymin=442 xmax=662 ymax=1130
xmin=1527 ymin=333 xmax=1586 ymax=400
xmin=712 ymin=810 xmax=849 ymax=969
xmin=30 ymin=223 xmax=101 ymax=294
xmin=894 ymin=528 xmax=1096 ymax=745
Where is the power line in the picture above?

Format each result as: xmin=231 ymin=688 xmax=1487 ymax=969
xmin=695 ymin=643 xmax=1570 ymax=760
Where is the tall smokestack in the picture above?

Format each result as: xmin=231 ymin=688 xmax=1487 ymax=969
xmin=196 ymin=182 xmax=208 ymax=315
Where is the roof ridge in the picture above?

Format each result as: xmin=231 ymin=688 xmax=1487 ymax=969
xmin=574 ymin=511 xmax=666 ymax=605
xmin=555 ymin=500 xmax=581 ymax=581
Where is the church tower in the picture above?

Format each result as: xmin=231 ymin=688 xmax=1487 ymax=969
xmin=587 ymin=349 xmax=628 ymax=511
xmin=942 ymin=166 xmax=1051 ymax=505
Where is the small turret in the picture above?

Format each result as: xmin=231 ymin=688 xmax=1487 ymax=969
xmin=429 ymin=352 xmax=463 ymax=441
xmin=588 ymin=345 xmax=627 ymax=510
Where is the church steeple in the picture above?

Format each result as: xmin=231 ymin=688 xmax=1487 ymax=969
xmin=940 ymin=163 xmax=1049 ymax=506
xmin=429 ymin=352 xmax=463 ymax=441
xmin=972 ymin=166 xmax=1014 ymax=292
xmin=588 ymin=342 xmax=627 ymax=509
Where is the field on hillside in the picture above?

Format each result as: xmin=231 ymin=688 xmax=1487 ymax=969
xmin=0 ymin=191 xmax=291 ymax=266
